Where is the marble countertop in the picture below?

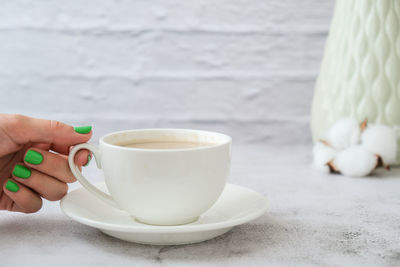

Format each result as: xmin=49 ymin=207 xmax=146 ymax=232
xmin=1 ymin=144 xmax=399 ymax=267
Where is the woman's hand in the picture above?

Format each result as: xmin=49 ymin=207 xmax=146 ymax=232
xmin=0 ymin=114 xmax=92 ymax=213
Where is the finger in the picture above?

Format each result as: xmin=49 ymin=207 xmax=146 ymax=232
xmin=33 ymin=143 xmax=70 ymax=156
xmin=3 ymin=179 xmax=42 ymax=213
xmin=0 ymin=114 xmax=92 ymax=147
xmin=74 ymin=149 xmax=92 ymax=166
xmin=23 ymin=148 xmax=77 ymax=183
xmin=49 ymin=143 xmax=91 ymax=161
xmin=33 ymin=143 xmax=51 ymax=151
xmin=49 ymin=143 xmax=70 ymax=155
xmin=12 ymin=163 xmax=68 ymax=201
xmin=28 ymin=144 xmax=90 ymax=167
xmin=36 ymin=143 xmax=91 ymax=164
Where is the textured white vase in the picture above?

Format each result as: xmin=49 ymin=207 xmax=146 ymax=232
xmin=311 ymin=0 xmax=400 ymax=163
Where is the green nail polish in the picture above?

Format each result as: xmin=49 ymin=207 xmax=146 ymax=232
xmin=74 ymin=126 xmax=92 ymax=134
xmin=84 ymin=155 xmax=92 ymax=167
xmin=6 ymin=180 xmax=19 ymax=192
xmin=13 ymin=164 xmax=31 ymax=179
xmin=25 ymin=150 xmax=43 ymax=165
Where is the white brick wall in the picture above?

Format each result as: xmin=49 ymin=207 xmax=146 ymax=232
xmin=0 ymin=0 xmax=334 ymax=145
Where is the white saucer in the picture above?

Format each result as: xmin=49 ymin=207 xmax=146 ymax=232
xmin=60 ymin=182 xmax=267 ymax=245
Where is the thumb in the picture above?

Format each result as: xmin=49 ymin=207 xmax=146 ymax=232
xmin=0 ymin=114 xmax=92 ymax=148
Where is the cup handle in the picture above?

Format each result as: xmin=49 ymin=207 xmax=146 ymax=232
xmin=68 ymin=143 xmax=119 ymax=209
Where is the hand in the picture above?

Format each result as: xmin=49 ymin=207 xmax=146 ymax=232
xmin=0 ymin=114 xmax=92 ymax=213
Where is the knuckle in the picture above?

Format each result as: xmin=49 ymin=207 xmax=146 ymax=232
xmin=66 ymin=175 xmax=77 ymax=183
xmin=25 ymin=199 xmax=42 ymax=214
xmin=25 ymin=203 xmax=42 ymax=213
xmin=21 ymin=197 xmax=42 ymax=214
xmin=48 ymin=183 xmax=68 ymax=201
xmin=49 ymin=120 xmax=64 ymax=131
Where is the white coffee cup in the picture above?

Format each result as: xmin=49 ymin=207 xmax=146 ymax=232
xmin=68 ymin=129 xmax=231 ymax=226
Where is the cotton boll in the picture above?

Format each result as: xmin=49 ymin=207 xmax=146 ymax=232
xmin=312 ymin=142 xmax=337 ymax=168
xmin=333 ymin=146 xmax=377 ymax=177
xmin=326 ymin=118 xmax=361 ymax=150
xmin=361 ymin=124 xmax=397 ymax=165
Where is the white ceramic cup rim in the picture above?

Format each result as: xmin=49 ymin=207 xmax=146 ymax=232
xmin=99 ymin=128 xmax=232 ymax=152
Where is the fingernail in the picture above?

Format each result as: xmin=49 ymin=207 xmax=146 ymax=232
xmin=6 ymin=180 xmax=19 ymax=192
xmin=13 ymin=164 xmax=31 ymax=179
xmin=84 ymin=155 xmax=92 ymax=167
xmin=25 ymin=150 xmax=43 ymax=165
xmin=74 ymin=126 xmax=92 ymax=134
